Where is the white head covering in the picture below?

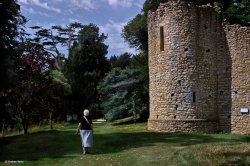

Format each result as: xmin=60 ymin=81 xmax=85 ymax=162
xmin=83 ymin=109 xmax=89 ymax=116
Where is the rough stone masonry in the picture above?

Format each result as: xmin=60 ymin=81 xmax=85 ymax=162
xmin=147 ymin=0 xmax=250 ymax=134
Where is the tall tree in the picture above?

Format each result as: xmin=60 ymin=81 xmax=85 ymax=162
xmin=30 ymin=26 xmax=63 ymax=70
xmin=0 ymin=0 xmax=26 ymax=135
xmin=131 ymin=53 xmax=149 ymax=120
xmin=64 ymin=23 xmax=110 ymax=118
xmin=122 ymin=14 xmax=148 ymax=52
xmin=0 ymin=0 xmax=26 ymax=90
xmin=98 ymin=68 xmax=146 ymax=121
xmin=42 ymin=70 xmax=71 ymax=129
xmin=30 ymin=22 xmax=84 ymax=70
xmin=52 ymin=22 xmax=84 ymax=54
xmin=6 ymin=45 xmax=53 ymax=134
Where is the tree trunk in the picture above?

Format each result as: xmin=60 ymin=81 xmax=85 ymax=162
xmin=39 ymin=120 xmax=42 ymax=128
xmin=132 ymin=96 xmax=136 ymax=125
xmin=1 ymin=122 xmax=4 ymax=136
xmin=23 ymin=125 xmax=28 ymax=135
xmin=22 ymin=110 xmax=29 ymax=135
xmin=1 ymin=99 xmax=5 ymax=136
xmin=22 ymin=121 xmax=28 ymax=135
xmin=49 ymin=110 xmax=53 ymax=129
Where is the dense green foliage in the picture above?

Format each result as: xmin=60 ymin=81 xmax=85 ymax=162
xmin=1 ymin=6 xmax=111 ymax=133
xmin=0 ymin=1 xmax=73 ymax=134
xmin=0 ymin=0 xmax=26 ymax=134
xmin=109 ymin=52 xmax=132 ymax=69
xmin=5 ymin=46 xmax=51 ymax=134
xmin=4 ymin=45 xmax=71 ymax=133
xmin=130 ymin=53 xmax=149 ymax=116
xmin=98 ymin=51 xmax=149 ymax=122
xmin=122 ymin=14 xmax=148 ymax=51
xmin=63 ymin=24 xmax=110 ymax=119
xmin=43 ymin=70 xmax=72 ymax=129
xmin=0 ymin=0 xmax=26 ymax=90
xmin=30 ymin=22 xmax=84 ymax=70
xmin=98 ymin=68 xmax=146 ymax=121
xmin=224 ymin=0 xmax=250 ymax=25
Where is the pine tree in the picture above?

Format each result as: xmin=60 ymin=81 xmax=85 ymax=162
xmin=98 ymin=68 xmax=146 ymax=121
xmin=63 ymin=23 xmax=110 ymax=118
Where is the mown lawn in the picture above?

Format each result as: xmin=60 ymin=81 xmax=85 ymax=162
xmin=0 ymin=123 xmax=250 ymax=166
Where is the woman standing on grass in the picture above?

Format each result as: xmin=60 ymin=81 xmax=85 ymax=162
xmin=76 ymin=109 xmax=93 ymax=154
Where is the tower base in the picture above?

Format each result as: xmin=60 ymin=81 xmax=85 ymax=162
xmin=148 ymin=119 xmax=219 ymax=133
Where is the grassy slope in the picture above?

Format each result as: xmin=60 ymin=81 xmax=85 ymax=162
xmin=0 ymin=123 xmax=250 ymax=166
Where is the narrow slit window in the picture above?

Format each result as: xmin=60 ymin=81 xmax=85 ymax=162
xmin=178 ymin=80 xmax=181 ymax=86
xmin=160 ymin=26 xmax=164 ymax=51
xmin=193 ymin=92 xmax=196 ymax=103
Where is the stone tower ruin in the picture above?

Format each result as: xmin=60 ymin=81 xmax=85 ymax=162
xmin=147 ymin=0 xmax=250 ymax=134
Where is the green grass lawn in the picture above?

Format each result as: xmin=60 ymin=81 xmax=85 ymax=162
xmin=0 ymin=123 xmax=250 ymax=166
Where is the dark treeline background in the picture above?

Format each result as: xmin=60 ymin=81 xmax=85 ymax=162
xmin=0 ymin=0 xmax=249 ymax=134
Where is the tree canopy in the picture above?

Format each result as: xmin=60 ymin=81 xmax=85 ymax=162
xmin=0 ymin=0 xmax=26 ymax=90
xmin=98 ymin=68 xmax=146 ymax=121
xmin=109 ymin=52 xmax=132 ymax=69
xmin=0 ymin=0 xmax=26 ymax=134
xmin=122 ymin=14 xmax=148 ymax=52
xmin=63 ymin=23 xmax=110 ymax=118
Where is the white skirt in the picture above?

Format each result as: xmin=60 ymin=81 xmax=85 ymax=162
xmin=80 ymin=130 xmax=93 ymax=147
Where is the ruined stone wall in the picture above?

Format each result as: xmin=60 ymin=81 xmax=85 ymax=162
xmin=224 ymin=25 xmax=250 ymax=134
xmin=148 ymin=0 xmax=220 ymax=132
xmin=216 ymin=25 xmax=232 ymax=132
xmin=148 ymin=0 xmax=250 ymax=134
